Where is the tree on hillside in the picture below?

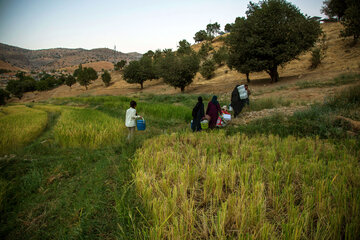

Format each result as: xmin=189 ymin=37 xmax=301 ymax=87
xmin=6 ymin=80 xmax=23 ymax=99
xmin=224 ymin=23 xmax=233 ymax=33
xmin=65 ymin=75 xmax=76 ymax=88
xmin=123 ymin=55 xmax=156 ymax=89
xmin=340 ymin=0 xmax=360 ymax=43
xmin=321 ymin=0 xmax=348 ymax=20
xmin=200 ymin=59 xmax=216 ymax=79
xmin=213 ymin=46 xmax=228 ymax=66
xmin=73 ymin=64 xmax=83 ymax=78
xmin=177 ymin=40 xmax=192 ymax=55
xmin=0 ymin=89 xmax=10 ymax=105
xmin=114 ymin=60 xmax=127 ymax=71
xmin=206 ymin=22 xmax=221 ymax=39
xmin=157 ymin=47 xmax=200 ymax=93
xmin=198 ymin=42 xmax=213 ymax=60
xmin=143 ymin=50 xmax=154 ymax=58
xmin=194 ymin=30 xmax=208 ymax=43
xmin=101 ymin=70 xmax=111 ymax=87
xmin=227 ymin=0 xmax=321 ymax=83
xmin=227 ymin=17 xmax=262 ymax=83
xmin=74 ymin=66 xmax=98 ymax=90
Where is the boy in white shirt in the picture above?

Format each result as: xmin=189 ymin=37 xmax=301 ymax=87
xmin=125 ymin=100 xmax=141 ymax=141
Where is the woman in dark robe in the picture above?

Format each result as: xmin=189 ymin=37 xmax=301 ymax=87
xmin=206 ymin=95 xmax=221 ymax=129
xmin=192 ymin=96 xmax=205 ymax=132
xmin=231 ymin=85 xmax=244 ymax=118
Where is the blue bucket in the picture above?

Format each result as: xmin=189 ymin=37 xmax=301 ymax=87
xmin=137 ymin=118 xmax=146 ymax=131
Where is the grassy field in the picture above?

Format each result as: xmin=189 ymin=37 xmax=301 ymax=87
xmin=0 ymin=105 xmax=48 ymax=155
xmin=0 ymin=81 xmax=359 ymax=239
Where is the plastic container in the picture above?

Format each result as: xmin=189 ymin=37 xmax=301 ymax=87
xmin=200 ymin=120 xmax=208 ymax=130
xmin=237 ymin=85 xmax=248 ymax=100
xmin=137 ymin=118 xmax=146 ymax=131
xmin=223 ymin=114 xmax=231 ymax=121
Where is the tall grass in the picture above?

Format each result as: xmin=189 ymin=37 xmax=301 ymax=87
xmin=134 ymin=131 xmax=360 ymax=239
xmin=231 ymin=84 xmax=360 ymax=139
xmin=296 ymin=73 xmax=360 ymax=89
xmin=0 ymin=105 xmax=48 ymax=154
xmin=53 ymin=107 xmax=126 ymax=148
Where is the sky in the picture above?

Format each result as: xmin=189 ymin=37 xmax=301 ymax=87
xmin=0 ymin=0 xmax=326 ymax=54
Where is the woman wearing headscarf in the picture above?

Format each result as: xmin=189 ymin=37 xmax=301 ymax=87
xmin=206 ymin=95 xmax=221 ymax=129
xmin=231 ymin=84 xmax=242 ymax=118
xmin=191 ymin=96 xmax=205 ymax=132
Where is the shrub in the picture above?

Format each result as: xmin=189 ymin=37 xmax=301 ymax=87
xmin=0 ymin=89 xmax=10 ymax=105
xmin=200 ymin=59 xmax=216 ymax=79
xmin=101 ymin=70 xmax=111 ymax=87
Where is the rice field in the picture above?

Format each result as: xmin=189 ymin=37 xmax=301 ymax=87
xmin=134 ymin=131 xmax=360 ymax=239
xmin=53 ymin=107 xmax=127 ymax=148
xmin=0 ymin=105 xmax=48 ymax=154
xmin=1 ymin=86 xmax=359 ymax=239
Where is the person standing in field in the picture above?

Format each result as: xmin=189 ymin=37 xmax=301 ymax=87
xmin=125 ymin=100 xmax=141 ymax=141
xmin=231 ymin=83 xmax=251 ymax=118
xmin=206 ymin=95 xmax=221 ymax=129
xmin=192 ymin=96 xmax=205 ymax=132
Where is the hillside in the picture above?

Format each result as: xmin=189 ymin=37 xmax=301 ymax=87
xmin=0 ymin=43 xmax=142 ymax=71
xmin=8 ymin=22 xmax=360 ymax=104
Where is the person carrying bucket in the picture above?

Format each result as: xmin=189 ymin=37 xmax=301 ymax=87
xmin=125 ymin=100 xmax=142 ymax=141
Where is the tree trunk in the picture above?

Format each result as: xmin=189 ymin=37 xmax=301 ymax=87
xmin=140 ymin=82 xmax=143 ymax=89
xmin=246 ymin=72 xmax=250 ymax=83
xmin=267 ymin=66 xmax=279 ymax=83
xmin=181 ymin=86 xmax=185 ymax=93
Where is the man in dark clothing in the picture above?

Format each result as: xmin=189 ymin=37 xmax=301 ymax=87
xmin=192 ymin=96 xmax=205 ymax=132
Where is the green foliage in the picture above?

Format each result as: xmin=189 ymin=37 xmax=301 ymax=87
xmin=157 ymin=51 xmax=200 ymax=92
xmin=36 ymin=73 xmax=61 ymax=91
xmin=224 ymin=23 xmax=233 ymax=33
xmin=198 ymin=42 xmax=213 ymax=60
xmin=310 ymin=33 xmax=328 ymax=69
xmin=114 ymin=60 xmax=127 ymax=71
xmin=0 ymin=89 xmax=10 ymax=105
xmin=227 ymin=0 xmax=321 ymax=83
xmin=0 ymin=69 xmax=11 ymax=74
xmin=212 ymin=46 xmax=228 ymax=66
xmin=75 ymin=66 xmax=98 ymax=90
xmin=200 ymin=59 xmax=216 ymax=79
xmin=340 ymin=0 xmax=360 ymax=42
xmin=101 ymin=70 xmax=111 ymax=87
xmin=177 ymin=39 xmax=192 ymax=55
xmin=65 ymin=75 xmax=76 ymax=88
xmin=123 ymin=55 xmax=156 ymax=89
xmin=6 ymin=80 xmax=23 ymax=99
xmin=206 ymin=22 xmax=221 ymax=39
xmin=321 ymin=0 xmax=348 ymax=19
xmin=194 ymin=30 xmax=208 ymax=43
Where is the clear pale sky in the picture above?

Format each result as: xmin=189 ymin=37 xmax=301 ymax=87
xmin=0 ymin=0 xmax=325 ymax=54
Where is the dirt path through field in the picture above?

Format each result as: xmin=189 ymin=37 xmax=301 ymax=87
xmin=231 ymin=105 xmax=309 ymax=125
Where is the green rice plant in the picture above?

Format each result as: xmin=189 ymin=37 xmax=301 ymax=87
xmin=0 ymin=105 xmax=48 ymax=154
xmin=53 ymin=107 xmax=126 ymax=149
xmin=134 ymin=132 xmax=360 ymax=239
